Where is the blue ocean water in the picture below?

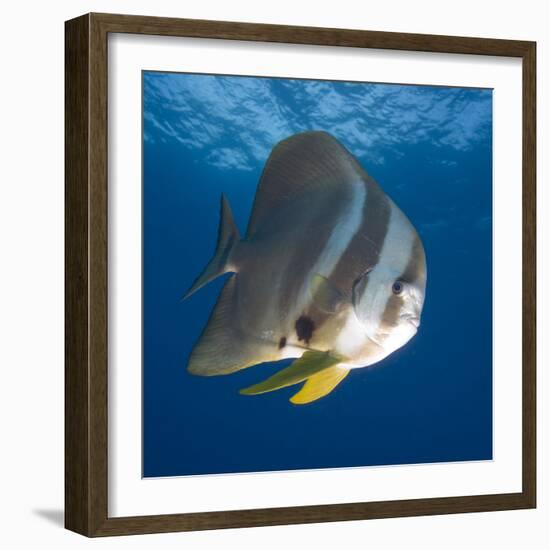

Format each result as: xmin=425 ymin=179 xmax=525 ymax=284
xmin=142 ymin=72 xmax=493 ymax=478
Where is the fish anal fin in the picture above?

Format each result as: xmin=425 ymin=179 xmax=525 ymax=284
xmin=310 ymin=273 xmax=346 ymax=313
xmin=239 ymin=350 xmax=343 ymax=396
xmin=290 ymin=366 xmax=350 ymax=405
xmin=187 ymin=276 xmax=273 ymax=376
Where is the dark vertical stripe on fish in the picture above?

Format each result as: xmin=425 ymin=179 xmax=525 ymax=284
xmin=330 ymin=177 xmax=391 ymax=297
xmin=380 ymin=294 xmax=404 ymax=330
xmin=379 ymin=232 xmax=423 ymax=331
xmin=301 ymin=177 xmax=391 ymax=339
xmin=399 ymin=235 xmax=426 ymax=284
xmin=279 ymin=188 xmax=353 ymax=333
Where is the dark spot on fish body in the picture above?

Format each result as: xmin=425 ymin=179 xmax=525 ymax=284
xmin=295 ymin=315 xmax=315 ymax=344
xmin=278 ymin=336 xmax=287 ymax=349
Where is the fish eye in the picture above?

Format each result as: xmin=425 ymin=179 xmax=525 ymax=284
xmin=392 ymin=281 xmax=404 ymax=295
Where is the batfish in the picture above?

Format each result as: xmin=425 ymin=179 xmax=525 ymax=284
xmin=184 ymin=131 xmax=427 ymax=404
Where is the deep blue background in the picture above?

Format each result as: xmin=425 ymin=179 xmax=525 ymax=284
xmin=142 ymin=72 xmax=493 ymax=477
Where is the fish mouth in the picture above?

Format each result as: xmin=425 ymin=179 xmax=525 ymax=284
xmin=407 ymin=317 xmax=420 ymax=329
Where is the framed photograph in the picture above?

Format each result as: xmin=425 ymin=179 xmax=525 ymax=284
xmin=65 ymin=13 xmax=536 ymax=537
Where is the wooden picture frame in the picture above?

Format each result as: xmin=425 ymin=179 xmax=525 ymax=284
xmin=65 ymin=12 xmax=536 ymax=537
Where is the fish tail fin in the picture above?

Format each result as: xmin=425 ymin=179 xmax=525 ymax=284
xmin=183 ymin=194 xmax=240 ymax=300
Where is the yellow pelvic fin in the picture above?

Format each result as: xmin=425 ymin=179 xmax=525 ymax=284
xmin=290 ymin=366 xmax=350 ymax=405
xmin=239 ymin=350 xmax=343 ymax=396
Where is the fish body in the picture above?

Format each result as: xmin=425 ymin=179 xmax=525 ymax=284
xmin=184 ymin=132 xmax=427 ymax=403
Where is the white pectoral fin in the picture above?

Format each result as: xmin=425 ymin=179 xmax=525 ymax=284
xmin=310 ymin=273 xmax=347 ymax=313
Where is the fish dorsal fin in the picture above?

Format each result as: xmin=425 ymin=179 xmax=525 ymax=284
xmin=239 ymin=350 xmax=343 ymax=396
xmin=187 ymin=276 xmax=275 ymax=376
xmin=290 ymin=366 xmax=350 ymax=405
xmin=246 ymin=132 xmax=368 ymax=237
